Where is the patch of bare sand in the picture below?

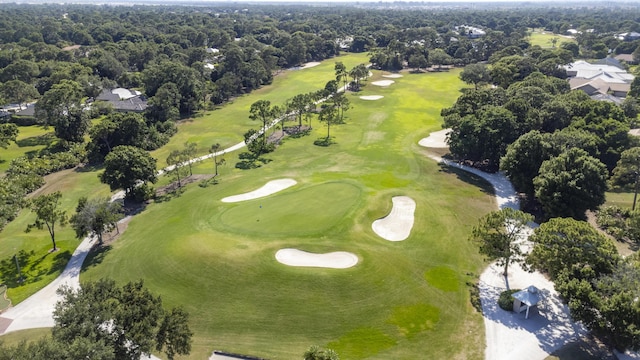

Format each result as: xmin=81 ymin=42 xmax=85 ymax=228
xmin=371 ymin=80 xmax=395 ymax=87
xmin=372 ymin=196 xmax=416 ymax=241
xmin=221 ymin=179 xmax=297 ymax=203
xmin=360 ymin=95 xmax=384 ymax=100
xmin=418 ymin=128 xmax=451 ymax=149
xmin=275 ymin=248 xmax=358 ymax=269
xmin=382 ymin=74 xmax=403 ymax=78
xmin=300 ymin=62 xmax=320 ymax=69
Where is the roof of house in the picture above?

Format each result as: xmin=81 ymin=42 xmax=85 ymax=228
xmin=570 ymin=77 xmax=630 ymax=95
xmin=615 ymin=54 xmax=636 ymax=63
xmin=591 ymin=93 xmax=624 ymax=104
xmin=564 ymin=60 xmax=634 ymax=82
xmin=96 ymin=88 xmax=147 ymax=112
xmin=592 ymin=57 xmax=624 ymax=69
xmin=108 ymin=97 xmax=147 ymax=112
xmin=14 ymin=103 xmax=35 ymax=116
xmin=96 ymin=88 xmax=142 ymax=101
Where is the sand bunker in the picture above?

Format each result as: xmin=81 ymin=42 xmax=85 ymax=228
xmin=360 ymin=95 xmax=384 ymax=100
xmin=221 ymin=179 xmax=297 ymax=203
xmin=372 ymin=196 xmax=416 ymax=241
xmin=300 ymin=62 xmax=320 ymax=69
xmin=383 ymin=74 xmax=403 ymax=78
xmin=275 ymin=248 xmax=358 ymax=269
xmin=371 ymin=80 xmax=395 ymax=87
xmin=418 ymin=128 xmax=451 ymax=148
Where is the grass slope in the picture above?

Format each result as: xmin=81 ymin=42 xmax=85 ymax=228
xmin=82 ymin=68 xmax=495 ymax=359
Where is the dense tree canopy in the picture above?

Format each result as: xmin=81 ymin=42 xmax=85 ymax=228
xmin=48 ymin=279 xmax=192 ymax=360
xmin=99 ymin=145 xmax=157 ymax=198
xmin=534 ymin=148 xmax=608 ymax=220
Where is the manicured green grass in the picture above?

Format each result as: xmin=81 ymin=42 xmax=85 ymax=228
xmin=0 ymin=125 xmax=54 ymax=174
xmin=0 ymin=167 xmax=112 ymax=304
xmin=82 ymin=67 xmax=495 ymax=359
xmin=528 ymin=28 xmax=576 ymax=48
xmin=151 ymin=52 xmax=370 ymax=167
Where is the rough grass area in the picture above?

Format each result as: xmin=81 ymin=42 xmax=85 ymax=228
xmin=81 ymin=65 xmax=496 ymax=359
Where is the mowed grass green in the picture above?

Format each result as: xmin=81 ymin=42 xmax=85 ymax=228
xmin=219 ymin=182 xmax=361 ymax=237
xmin=82 ymin=67 xmax=496 ymax=359
xmin=528 ymin=28 xmax=576 ymax=48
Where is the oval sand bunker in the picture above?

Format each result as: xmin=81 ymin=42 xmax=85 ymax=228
xmin=418 ymin=128 xmax=451 ymax=149
xmin=371 ymin=80 xmax=395 ymax=87
xmin=360 ymin=95 xmax=384 ymax=100
xmin=383 ymin=74 xmax=403 ymax=78
xmin=222 ymin=179 xmax=297 ymax=203
xmin=372 ymin=196 xmax=416 ymax=241
xmin=276 ymin=248 xmax=358 ymax=269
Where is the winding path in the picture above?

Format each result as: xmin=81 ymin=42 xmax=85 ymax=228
xmin=421 ymin=130 xmax=586 ymax=360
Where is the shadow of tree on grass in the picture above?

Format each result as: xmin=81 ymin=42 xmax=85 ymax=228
xmin=81 ymin=245 xmax=112 ymax=273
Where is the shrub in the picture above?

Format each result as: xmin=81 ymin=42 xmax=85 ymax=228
xmin=498 ymin=289 xmax=520 ymax=311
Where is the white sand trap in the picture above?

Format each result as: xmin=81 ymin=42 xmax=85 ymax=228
xmin=275 ymin=248 xmax=358 ymax=269
xmin=383 ymin=74 xmax=403 ymax=78
xmin=418 ymin=128 xmax=451 ymax=148
xmin=360 ymin=95 xmax=384 ymax=100
xmin=372 ymin=80 xmax=395 ymax=87
xmin=221 ymin=179 xmax=297 ymax=203
xmin=300 ymin=62 xmax=320 ymax=69
xmin=372 ymin=196 xmax=416 ymax=241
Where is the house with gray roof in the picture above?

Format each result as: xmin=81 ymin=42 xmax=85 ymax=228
xmin=564 ymin=60 xmax=634 ymax=103
xmin=95 ymin=88 xmax=147 ymax=113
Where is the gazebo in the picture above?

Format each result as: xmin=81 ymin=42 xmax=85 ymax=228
xmin=512 ymin=285 xmax=542 ymax=319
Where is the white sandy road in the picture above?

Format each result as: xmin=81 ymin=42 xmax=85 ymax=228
xmin=419 ymin=129 xmax=586 ymax=360
xmin=371 ymin=196 xmax=416 ymax=241
xmin=221 ymin=179 xmax=297 ymax=203
xmin=275 ymin=249 xmax=358 ymax=269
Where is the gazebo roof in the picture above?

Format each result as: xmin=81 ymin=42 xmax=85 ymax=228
xmin=513 ymin=286 xmax=541 ymax=307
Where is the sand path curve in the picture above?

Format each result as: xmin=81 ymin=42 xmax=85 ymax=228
xmin=221 ymin=179 xmax=297 ymax=203
xmin=275 ymin=249 xmax=358 ymax=269
xmin=372 ymin=196 xmax=416 ymax=241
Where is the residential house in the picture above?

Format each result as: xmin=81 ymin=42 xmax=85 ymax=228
xmin=564 ymin=60 xmax=634 ymax=103
xmin=614 ymin=53 xmax=638 ymax=65
xmin=95 ymin=88 xmax=148 ymax=113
